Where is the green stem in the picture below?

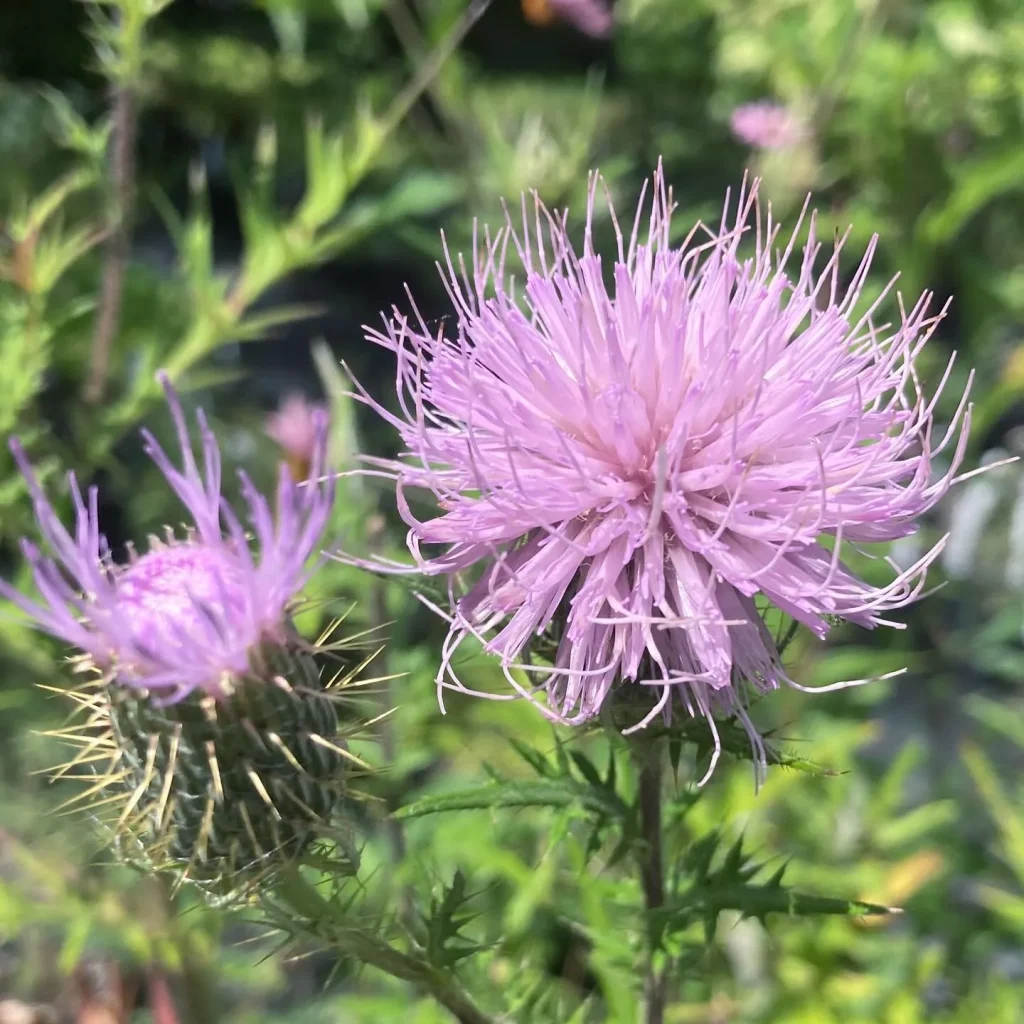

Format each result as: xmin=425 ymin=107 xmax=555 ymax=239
xmin=273 ymin=867 xmax=494 ymax=1024
xmin=638 ymin=753 xmax=667 ymax=1024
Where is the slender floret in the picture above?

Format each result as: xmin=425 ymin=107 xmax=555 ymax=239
xmin=0 ymin=373 xmax=335 ymax=701
xmin=351 ymin=164 xmax=973 ymax=777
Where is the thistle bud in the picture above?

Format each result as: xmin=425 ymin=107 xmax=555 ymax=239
xmin=105 ymin=643 xmax=353 ymax=884
xmin=1 ymin=375 xmax=357 ymax=889
xmin=265 ymin=391 xmax=327 ymax=483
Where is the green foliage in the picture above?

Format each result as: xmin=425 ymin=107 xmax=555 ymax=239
xmin=1 ymin=0 xmax=1024 ymax=1019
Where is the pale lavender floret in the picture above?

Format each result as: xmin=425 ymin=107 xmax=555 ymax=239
xmin=730 ymin=102 xmax=805 ymax=151
xmin=0 ymin=374 xmax=334 ymax=702
xmin=350 ymin=163 xmax=973 ymax=778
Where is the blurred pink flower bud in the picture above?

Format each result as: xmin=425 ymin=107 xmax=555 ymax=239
xmin=266 ymin=392 xmax=328 ymax=482
xmin=730 ymin=102 xmax=806 ymax=151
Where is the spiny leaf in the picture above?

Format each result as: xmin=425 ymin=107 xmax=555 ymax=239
xmin=394 ymin=779 xmax=626 ymax=820
xmin=689 ymin=884 xmax=895 ymax=920
xmin=420 ymin=869 xmax=485 ymax=968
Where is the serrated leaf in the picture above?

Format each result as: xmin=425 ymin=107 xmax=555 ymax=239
xmin=394 ymin=779 xmax=626 ymax=820
xmin=694 ymin=884 xmax=893 ymax=919
xmin=422 ymin=870 xmax=485 ymax=968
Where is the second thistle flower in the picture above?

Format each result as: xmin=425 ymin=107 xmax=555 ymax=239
xmin=1 ymin=376 xmax=354 ymax=886
xmin=354 ymin=165 xmax=972 ymax=775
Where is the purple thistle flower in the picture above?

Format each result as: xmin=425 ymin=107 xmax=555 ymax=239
xmin=351 ymin=165 xmax=972 ymax=778
xmin=0 ymin=374 xmax=334 ymax=703
xmin=266 ymin=391 xmax=328 ymax=482
xmin=730 ymin=102 xmax=806 ymax=151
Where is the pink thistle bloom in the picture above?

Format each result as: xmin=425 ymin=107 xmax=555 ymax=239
xmin=352 ymin=165 xmax=972 ymax=779
xmin=730 ymin=102 xmax=806 ymax=151
xmin=0 ymin=374 xmax=334 ymax=702
xmin=266 ymin=391 xmax=328 ymax=482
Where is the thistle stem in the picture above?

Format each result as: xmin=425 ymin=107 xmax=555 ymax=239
xmin=273 ymin=867 xmax=494 ymax=1024
xmin=638 ymin=752 xmax=667 ymax=1024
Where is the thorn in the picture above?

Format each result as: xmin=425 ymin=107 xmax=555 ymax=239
xmin=154 ymin=724 xmax=182 ymax=830
xmin=54 ymin=789 xmax=131 ymax=816
xmin=246 ymin=764 xmax=282 ymax=820
xmin=279 ymin=786 xmax=320 ymax=822
xmin=205 ymin=740 xmax=223 ymax=803
xmin=113 ymin=734 xmax=159 ymax=835
xmin=194 ymin=793 xmax=216 ymax=864
xmin=267 ymin=732 xmax=305 ymax=774
xmin=307 ymin=732 xmax=370 ymax=769
xmin=52 ymin=769 xmax=130 ymax=812
xmin=271 ymin=674 xmax=294 ymax=694
xmin=238 ymin=803 xmax=265 ymax=860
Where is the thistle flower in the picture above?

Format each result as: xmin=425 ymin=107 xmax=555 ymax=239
xmin=0 ymin=375 xmax=353 ymax=883
xmin=730 ymin=102 xmax=806 ymax=151
xmin=266 ymin=391 xmax=328 ymax=483
xmin=352 ymin=165 xmax=972 ymax=778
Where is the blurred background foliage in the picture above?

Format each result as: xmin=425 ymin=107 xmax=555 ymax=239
xmin=1 ymin=0 xmax=1024 ymax=1020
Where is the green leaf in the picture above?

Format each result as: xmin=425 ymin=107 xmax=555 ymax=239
xmin=394 ymin=778 xmax=626 ymax=820
xmin=570 ymin=751 xmax=603 ymax=789
xmin=686 ymin=884 xmax=893 ymax=920
xmin=420 ymin=870 xmax=484 ymax=968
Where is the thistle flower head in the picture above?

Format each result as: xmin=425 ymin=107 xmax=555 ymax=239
xmin=1 ymin=375 xmax=348 ymax=884
xmin=730 ymin=102 xmax=806 ymax=151
xmin=2 ymin=373 xmax=334 ymax=701
xmin=354 ymin=164 xmax=972 ymax=777
xmin=266 ymin=391 xmax=328 ymax=482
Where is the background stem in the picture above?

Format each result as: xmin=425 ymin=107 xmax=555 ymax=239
xmin=85 ymin=11 xmax=137 ymax=405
